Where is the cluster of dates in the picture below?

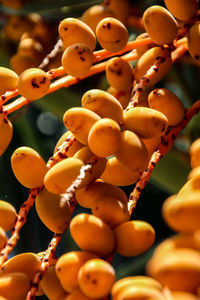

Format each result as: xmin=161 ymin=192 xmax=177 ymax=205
xmin=145 ymin=139 xmax=200 ymax=299
xmin=0 ymin=0 xmax=200 ymax=299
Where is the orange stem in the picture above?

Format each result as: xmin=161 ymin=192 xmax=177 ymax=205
xmin=0 ymin=189 xmax=39 ymax=266
xmin=4 ymin=50 xmax=138 ymax=116
xmin=128 ymin=99 xmax=200 ymax=214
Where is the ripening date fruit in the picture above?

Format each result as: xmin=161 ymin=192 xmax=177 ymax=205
xmin=66 ymin=289 xmax=96 ymax=300
xmin=0 ymin=200 xmax=17 ymax=231
xmin=88 ymin=118 xmax=121 ymax=158
xmin=143 ymin=5 xmax=178 ymax=45
xmin=62 ymin=43 xmax=93 ymax=77
xmin=78 ymin=258 xmax=116 ymax=298
xmin=170 ymin=291 xmax=199 ymax=300
xmin=188 ymin=23 xmax=200 ymax=66
xmin=0 ymin=227 xmax=7 ymax=251
xmin=142 ymin=136 xmax=162 ymax=158
xmin=10 ymin=53 xmax=41 ymax=75
xmin=148 ymin=88 xmax=184 ymax=126
xmin=0 ymin=252 xmax=41 ymax=280
xmin=18 ymin=38 xmax=44 ymax=59
xmin=101 ymin=156 xmax=141 ymax=186
xmin=18 ymin=68 xmax=50 ymax=100
xmin=44 ymin=157 xmax=84 ymax=194
xmin=103 ymin=0 xmax=131 ymax=25
xmin=0 ymin=67 xmax=18 ymax=95
xmin=73 ymin=146 xmax=106 ymax=187
xmin=162 ymin=191 xmax=200 ymax=233
xmin=11 ymin=146 xmax=48 ymax=189
xmin=55 ymin=251 xmax=98 ymax=292
xmin=53 ymin=131 xmax=83 ymax=156
xmin=123 ymin=107 xmax=168 ymax=139
xmin=147 ymin=248 xmax=200 ymax=293
xmin=63 ymin=107 xmax=101 ymax=145
xmin=113 ymin=284 xmax=164 ymax=299
xmin=40 ymin=265 xmax=68 ymax=300
xmin=35 ymin=188 xmax=71 ymax=233
xmin=134 ymin=47 xmax=172 ymax=86
xmin=81 ymin=4 xmax=115 ymax=33
xmin=58 ymin=18 xmax=96 ymax=51
xmin=115 ymin=130 xmax=149 ymax=173
xmin=1 ymin=0 xmax=25 ymax=9
xmin=0 ymin=118 xmax=13 ymax=156
xmin=190 ymin=138 xmax=200 ymax=168
xmin=106 ymin=57 xmax=134 ymax=91
xmin=111 ymin=275 xmax=162 ymax=300
xmin=114 ymin=220 xmax=155 ymax=257
xmin=164 ymin=0 xmax=199 ymax=21
xmin=70 ymin=213 xmax=115 ymax=256
xmin=96 ymin=17 xmax=128 ymax=52
xmin=0 ymin=272 xmax=30 ymax=300
xmin=91 ymin=195 xmax=130 ymax=228
xmin=136 ymin=33 xmax=155 ymax=58
xmin=107 ymin=86 xmax=132 ymax=109
xmin=4 ymin=15 xmax=34 ymax=42
xmin=81 ymin=89 xmax=123 ymax=123
xmin=75 ymin=180 xmax=128 ymax=208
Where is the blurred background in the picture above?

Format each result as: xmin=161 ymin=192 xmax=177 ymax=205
xmin=0 ymin=0 xmax=200 ymax=298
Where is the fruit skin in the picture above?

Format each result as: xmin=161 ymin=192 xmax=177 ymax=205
xmin=11 ymin=146 xmax=48 ymax=189
xmin=190 ymin=138 xmax=200 ymax=168
xmin=88 ymin=118 xmax=121 ymax=158
xmin=114 ymin=284 xmax=164 ymax=300
xmin=164 ymin=0 xmax=198 ymax=21
xmin=134 ymin=47 xmax=172 ymax=86
xmin=0 ymin=272 xmax=30 ymax=300
xmin=148 ymin=88 xmax=184 ymax=126
xmin=35 ymin=188 xmax=71 ymax=233
xmin=106 ymin=57 xmax=134 ymax=91
xmin=0 ymin=67 xmax=18 ymax=95
xmin=55 ymin=251 xmax=98 ymax=292
xmin=188 ymin=23 xmax=200 ymax=66
xmin=101 ymin=156 xmax=141 ymax=186
xmin=44 ymin=157 xmax=84 ymax=194
xmin=78 ymin=258 xmax=116 ymax=298
xmin=91 ymin=195 xmax=130 ymax=228
xmin=17 ymin=68 xmax=50 ymax=100
xmin=81 ymin=4 xmax=115 ymax=33
xmin=66 ymin=289 xmax=96 ymax=300
xmin=143 ymin=5 xmax=178 ymax=45
xmin=103 ymin=0 xmax=131 ymax=25
xmin=63 ymin=107 xmax=101 ymax=145
xmin=115 ymin=130 xmax=149 ymax=173
xmin=70 ymin=213 xmax=115 ymax=256
xmin=0 ymin=119 xmax=13 ymax=156
xmin=147 ymin=248 xmax=200 ymax=293
xmin=0 ymin=200 xmax=17 ymax=231
xmin=0 ymin=252 xmax=41 ymax=280
xmin=162 ymin=189 xmax=200 ymax=233
xmin=0 ymin=227 xmax=7 ymax=251
xmin=75 ymin=180 xmax=128 ymax=208
xmin=73 ymin=146 xmax=106 ymax=187
xmin=53 ymin=131 xmax=83 ymax=156
xmin=123 ymin=107 xmax=168 ymax=139
xmin=111 ymin=275 xmax=162 ymax=300
xmin=96 ymin=17 xmax=128 ymax=53
xmin=81 ymin=89 xmax=123 ymax=124
xmin=40 ymin=265 xmax=68 ymax=300
xmin=170 ymin=291 xmax=200 ymax=300
xmin=58 ymin=18 xmax=96 ymax=51
xmin=62 ymin=43 xmax=93 ymax=77
xmin=114 ymin=220 xmax=155 ymax=257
